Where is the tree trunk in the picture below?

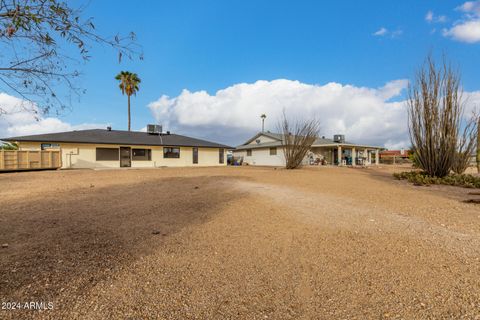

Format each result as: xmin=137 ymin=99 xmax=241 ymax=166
xmin=128 ymin=94 xmax=131 ymax=131
xmin=477 ymin=117 xmax=480 ymax=173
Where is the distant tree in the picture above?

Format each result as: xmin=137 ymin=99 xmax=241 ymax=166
xmin=115 ymin=71 xmax=140 ymax=131
xmin=407 ymin=55 xmax=464 ymax=177
xmin=279 ymin=112 xmax=320 ymax=169
xmin=0 ymin=142 xmax=18 ymax=150
xmin=0 ymin=0 xmax=141 ymax=116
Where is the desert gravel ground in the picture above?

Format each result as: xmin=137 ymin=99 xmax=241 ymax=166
xmin=0 ymin=165 xmax=479 ymax=319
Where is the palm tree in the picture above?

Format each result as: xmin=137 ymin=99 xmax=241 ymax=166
xmin=260 ymin=114 xmax=266 ymax=132
xmin=115 ymin=71 xmax=141 ymax=131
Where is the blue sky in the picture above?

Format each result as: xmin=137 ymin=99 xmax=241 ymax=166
xmin=1 ymin=0 xmax=480 ymax=148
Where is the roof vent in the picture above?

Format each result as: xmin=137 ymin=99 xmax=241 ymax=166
xmin=107 ymin=126 xmax=112 ymax=131
xmin=333 ymin=134 xmax=345 ymax=143
xmin=147 ymin=124 xmax=162 ymax=135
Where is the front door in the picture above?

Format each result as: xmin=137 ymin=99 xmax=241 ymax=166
xmin=192 ymin=147 xmax=198 ymax=164
xmin=120 ymin=147 xmax=131 ymax=167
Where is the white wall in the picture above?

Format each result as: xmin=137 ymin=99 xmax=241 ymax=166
xmin=234 ymin=147 xmax=285 ymax=166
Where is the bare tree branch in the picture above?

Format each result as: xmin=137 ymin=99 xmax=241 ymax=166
xmin=476 ymin=114 xmax=480 ymax=174
xmin=452 ymin=113 xmax=477 ymax=174
xmin=278 ymin=111 xmax=320 ymax=169
xmin=0 ymin=0 xmax=142 ymax=116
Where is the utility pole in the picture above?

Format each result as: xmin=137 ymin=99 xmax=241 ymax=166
xmin=261 ymin=114 xmax=266 ymax=132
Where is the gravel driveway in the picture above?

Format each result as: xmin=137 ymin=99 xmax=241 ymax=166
xmin=0 ymin=166 xmax=479 ymax=319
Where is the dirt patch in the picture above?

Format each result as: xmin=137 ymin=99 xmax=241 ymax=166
xmin=1 ymin=166 xmax=480 ymax=319
xmin=0 ymin=172 xmax=244 ymax=318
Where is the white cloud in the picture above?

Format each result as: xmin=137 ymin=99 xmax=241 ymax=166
xmin=437 ymin=15 xmax=448 ymax=23
xmin=148 ymin=79 xmax=412 ymax=149
xmin=426 ymin=11 xmax=434 ymax=22
xmin=426 ymin=10 xmax=447 ymax=23
xmin=443 ymin=19 xmax=480 ymax=42
xmin=458 ymin=1 xmax=480 ymax=15
xmin=0 ymin=93 xmax=105 ymax=139
xmin=373 ymin=27 xmax=388 ymax=36
xmin=372 ymin=27 xmax=403 ymax=38
xmin=464 ymin=91 xmax=480 ymax=115
xmin=443 ymin=1 xmax=480 ymax=43
xmin=148 ymin=80 xmax=480 ymax=149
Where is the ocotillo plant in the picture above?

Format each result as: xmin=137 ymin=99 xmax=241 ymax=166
xmin=477 ymin=117 xmax=480 ymax=173
xmin=407 ymin=55 xmax=463 ymax=177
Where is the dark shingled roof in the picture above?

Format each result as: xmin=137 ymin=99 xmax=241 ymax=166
xmin=2 ymin=129 xmax=233 ymax=149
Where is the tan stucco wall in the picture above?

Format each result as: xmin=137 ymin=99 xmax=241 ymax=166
xmin=17 ymin=142 xmax=227 ymax=169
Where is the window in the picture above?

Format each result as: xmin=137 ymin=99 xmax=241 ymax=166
xmin=164 ymin=147 xmax=180 ymax=158
xmin=41 ymin=143 xmax=60 ymax=150
xmin=96 ymin=148 xmax=119 ymax=161
xmin=219 ymin=148 xmax=224 ymax=164
xmin=132 ymin=148 xmax=151 ymax=161
xmin=246 ymin=149 xmax=252 ymax=156
xmin=269 ymin=147 xmax=277 ymax=155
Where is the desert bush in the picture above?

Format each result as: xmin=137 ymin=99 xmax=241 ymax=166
xmin=408 ymin=148 xmax=421 ymax=168
xmin=393 ymin=171 xmax=480 ymax=188
xmin=407 ymin=55 xmax=463 ymax=177
xmin=477 ymin=117 xmax=480 ymax=173
xmin=279 ymin=112 xmax=320 ymax=169
xmin=452 ymin=114 xmax=478 ymax=174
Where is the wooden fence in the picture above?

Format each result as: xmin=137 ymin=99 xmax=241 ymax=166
xmin=0 ymin=150 xmax=62 ymax=172
xmin=379 ymin=156 xmax=411 ymax=165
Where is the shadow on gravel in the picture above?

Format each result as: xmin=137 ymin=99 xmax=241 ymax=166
xmin=0 ymin=175 xmax=243 ymax=308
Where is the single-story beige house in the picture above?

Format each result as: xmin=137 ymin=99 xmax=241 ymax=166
xmin=2 ymin=127 xmax=232 ymax=169
xmin=234 ymin=132 xmax=383 ymax=166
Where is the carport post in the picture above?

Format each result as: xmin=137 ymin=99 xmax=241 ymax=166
xmin=364 ymin=148 xmax=368 ymax=165
xmin=351 ymin=147 xmax=356 ymax=166
xmin=375 ymin=149 xmax=379 ymax=165
xmin=338 ymin=146 xmax=342 ymax=166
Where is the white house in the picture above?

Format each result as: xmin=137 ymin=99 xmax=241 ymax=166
xmin=234 ymin=132 xmax=383 ymax=166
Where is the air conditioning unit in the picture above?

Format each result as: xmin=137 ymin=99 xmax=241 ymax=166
xmin=147 ymin=124 xmax=162 ymax=135
xmin=333 ymin=134 xmax=345 ymax=143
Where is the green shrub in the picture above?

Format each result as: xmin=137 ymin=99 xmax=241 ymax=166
xmin=393 ymin=171 xmax=480 ymax=188
xmin=408 ymin=150 xmax=421 ymax=168
xmin=0 ymin=142 xmax=18 ymax=150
